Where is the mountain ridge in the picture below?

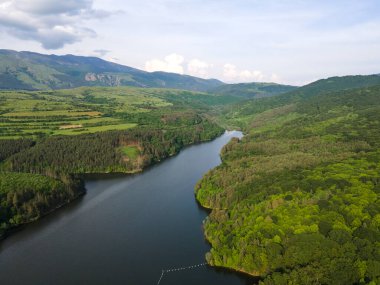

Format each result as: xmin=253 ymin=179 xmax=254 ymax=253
xmin=0 ymin=49 xmax=224 ymax=92
xmin=209 ymin=82 xmax=297 ymax=99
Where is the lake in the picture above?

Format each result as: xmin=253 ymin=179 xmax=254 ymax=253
xmin=0 ymin=131 xmax=254 ymax=285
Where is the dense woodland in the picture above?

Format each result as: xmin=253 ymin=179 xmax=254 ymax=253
xmin=4 ymin=118 xmax=223 ymax=174
xmin=196 ymin=79 xmax=380 ymax=284
xmin=0 ymin=172 xmax=84 ymax=238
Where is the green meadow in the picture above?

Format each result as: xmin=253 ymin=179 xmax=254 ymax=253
xmin=0 ymin=86 xmax=235 ymax=139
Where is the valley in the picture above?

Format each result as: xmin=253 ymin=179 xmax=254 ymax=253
xmin=0 ymin=51 xmax=379 ymax=285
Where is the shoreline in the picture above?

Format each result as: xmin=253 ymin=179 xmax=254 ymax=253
xmin=202 ymin=228 xmax=262 ymax=283
xmin=196 ymin=195 xmax=262 ymax=283
xmin=193 ymin=130 xmax=260 ymax=282
xmin=207 ymin=262 xmax=261 ymax=283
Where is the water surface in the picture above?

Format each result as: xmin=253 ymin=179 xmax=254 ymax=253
xmin=0 ymin=131 xmax=253 ymax=285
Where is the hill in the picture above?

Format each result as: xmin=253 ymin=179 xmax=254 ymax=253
xmin=196 ymin=76 xmax=380 ymax=284
xmin=289 ymin=74 xmax=380 ymax=99
xmin=221 ymin=74 xmax=380 ymax=129
xmin=0 ymin=50 xmax=224 ymax=92
xmin=209 ymin=82 xmax=297 ymax=99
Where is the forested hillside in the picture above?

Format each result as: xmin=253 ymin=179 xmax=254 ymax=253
xmin=209 ymin=82 xmax=296 ymax=99
xmin=221 ymin=74 xmax=380 ymax=130
xmin=196 ymin=80 xmax=380 ymax=284
xmin=4 ymin=120 xmax=223 ymax=174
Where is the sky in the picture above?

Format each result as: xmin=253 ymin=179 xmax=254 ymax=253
xmin=0 ymin=0 xmax=379 ymax=85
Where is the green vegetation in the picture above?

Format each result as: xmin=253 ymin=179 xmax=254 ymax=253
xmin=220 ymin=75 xmax=380 ymax=130
xmin=0 ymin=86 xmax=238 ymax=138
xmin=5 ymin=120 xmax=223 ymax=174
xmin=121 ymin=146 xmax=140 ymax=159
xmin=0 ymin=172 xmax=84 ymax=237
xmin=196 ymin=79 xmax=380 ymax=284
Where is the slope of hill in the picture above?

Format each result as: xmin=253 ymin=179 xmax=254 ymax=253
xmin=221 ymin=74 xmax=380 ymax=129
xmin=196 ymin=77 xmax=380 ymax=284
xmin=209 ymin=82 xmax=297 ymax=99
xmin=0 ymin=50 xmax=224 ymax=91
xmin=290 ymin=74 xmax=380 ymax=99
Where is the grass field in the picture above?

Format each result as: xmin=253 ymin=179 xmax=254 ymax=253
xmin=121 ymin=146 xmax=140 ymax=159
xmin=0 ymin=86 xmax=234 ymax=139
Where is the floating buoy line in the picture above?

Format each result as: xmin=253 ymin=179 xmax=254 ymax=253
xmin=157 ymin=262 xmax=208 ymax=284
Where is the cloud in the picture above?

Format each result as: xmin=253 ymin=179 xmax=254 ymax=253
xmin=94 ymin=49 xmax=111 ymax=57
xmin=0 ymin=0 xmax=114 ymax=49
xmin=14 ymin=0 xmax=91 ymax=15
xmin=223 ymin=63 xmax=278 ymax=83
xmin=145 ymin=53 xmax=184 ymax=74
xmin=187 ymin=59 xmax=210 ymax=77
xmin=223 ymin=64 xmax=265 ymax=82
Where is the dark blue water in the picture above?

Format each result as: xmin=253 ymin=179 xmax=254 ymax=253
xmin=0 ymin=131 xmax=252 ymax=285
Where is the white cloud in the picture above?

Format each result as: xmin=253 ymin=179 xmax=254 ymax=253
xmin=187 ymin=59 xmax=210 ymax=77
xmin=270 ymin=73 xmax=282 ymax=83
xmin=221 ymin=64 xmax=287 ymax=83
xmin=222 ymin=64 xmax=238 ymax=79
xmin=93 ymin=49 xmax=111 ymax=57
xmin=145 ymin=53 xmax=184 ymax=74
xmin=0 ymin=0 xmax=114 ymax=49
xmin=240 ymin=70 xmax=265 ymax=81
xmin=223 ymin=64 xmax=266 ymax=82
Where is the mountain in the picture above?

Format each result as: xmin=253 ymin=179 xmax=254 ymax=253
xmin=209 ymin=82 xmax=297 ymax=99
xmin=0 ymin=49 xmax=224 ymax=91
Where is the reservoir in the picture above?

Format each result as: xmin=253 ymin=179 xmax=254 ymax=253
xmin=0 ymin=131 xmax=252 ymax=285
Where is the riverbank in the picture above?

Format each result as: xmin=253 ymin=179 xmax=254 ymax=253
xmin=0 ymin=188 xmax=85 ymax=241
xmin=0 ymin=173 xmax=86 ymax=240
xmin=194 ymin=131 xmax=261 ymax=281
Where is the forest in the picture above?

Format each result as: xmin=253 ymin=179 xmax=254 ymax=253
xmin=196 ymin=80 xmax=380 ymax=284
xmin=0 ymin=172 xmax=84 ymax=237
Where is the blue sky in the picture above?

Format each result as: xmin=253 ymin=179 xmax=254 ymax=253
xmin=0 ymin=0 xmax=379 ymax=85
